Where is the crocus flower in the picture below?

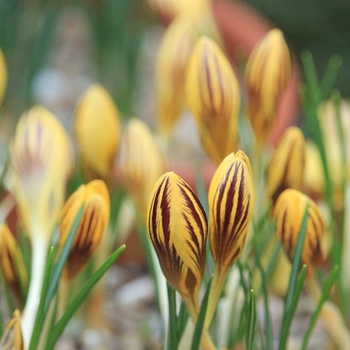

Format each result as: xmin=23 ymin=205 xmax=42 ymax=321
xmin=74 ymin=84 xmax=121 ymax=182
xmin=0 ymin=310 xmax=23 ymax=350
xmin=274 ymin=189 xmax=325 ymax=275
xmin=119 ymin=118 xmax=167 ymax=218
xmin=186 ymin=36 xmax=240 ymax=165
xmin=245 ymin=29 xmax=291 ymax=144
xmin=155 ymin=15 xmax=199 ymax=139
xmin=0 ymin=47 xmax=7 ymax=105
xmin=59 ymin=179 xmax=110 ymax=279
xmin=147 ymin=172 xmax=207 ymax=313
xmin=0 ymin=224 xmax=28 ymax=303
xmin=266 ymin=126 xmax=305 ymax=204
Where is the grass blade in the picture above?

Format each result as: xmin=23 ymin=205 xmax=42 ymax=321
xmin=167 ymin=283 xmax=178 ymax=350
xmin=177 ymin=301 xmax=189 ymax=341
xmin=246 ymin=289 xmax=256 ymax=350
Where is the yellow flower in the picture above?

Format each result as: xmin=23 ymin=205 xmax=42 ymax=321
xmin=208 ymin=151 xmax=254 ymax=272
xmin=74 ymin=84 xmax=121 ymax=182
xmin=10 ymin=105 xmax=73 ymax=237
xmin=147 ymin=171 xmax=207 ymax=302
xmin=266 ymin=126 xmax=305 ymax=204
xmin=245 ymin=29 xmax=292 ymax=143
xmin=0 ymin=310 xmax=24 ymax=350
xmin=0 ymin=224 xmax=28 ymax=303
xmin=186 ymin=36 xmax=240 ymax=165
xmin=59 ymin=179 xmax=110 ymax=279
xmin=274 ymin=189 xmax=325 ymax=275
xmin=0 ymin=48 xmax=7 ymax=105
xmin=155 ymin=15 xmax=199 ymax=138
xmin=119 ymin=118 xmax=167 ymax=218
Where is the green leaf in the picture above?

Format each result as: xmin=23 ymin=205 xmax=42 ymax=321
xmin=167 ymin=283 xmax=178 ymax=350
xmin=246 ymin=289 xmax=256 ymax=350
xmin=191 ymin=278 xmax=213 ymax=350
xmin=177 ymin=301 xmax=189 ymax=340
xmin=29 ymin=247 xmax=55 ymax=350
xmin=301 ymin=265 xmax=339 ymax=350
xmin=44 ymin=204 xmax=85 ymax=313
xmin=45 ymin=245 xmax=126 ymax=350
xmin=320 ymin=55 xmax=342 ymax=99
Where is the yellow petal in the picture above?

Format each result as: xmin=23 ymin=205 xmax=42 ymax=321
xmin=0 ymin=309 xmax=24 ymax=350
xmin=186 ymin=36 xmax=240 ymax=165
xmin=208 ymin=151 xmax=254 ymax=271
xmin=74 ymin=84 xmax=121 ymax=181
xmin=0 ymin=48 xmax=7 ymax=105
xmin=245 ymin=29 xmax=292 ymax=143
xmin=147 ymin=172 xmax=207 ymax=296
xmin=266 ymin=126 xmax=305 ymax=203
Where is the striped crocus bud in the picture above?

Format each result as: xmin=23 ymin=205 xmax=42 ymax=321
xmin=0 ymin=224 xmax=28 ymax=303
xmin=59 ymin=180 xmax=110 ymax=279
xmin=266 ymin=126 xmax=306 ymax=204
xmin=155 ymin=15 xmax=199 ymax=139
xmin=119 ymin=118 xmax=167 ymax=218
xmin=274 ymin=189 xmax=325 ymax=275
xmin=0 ymin=48 xmax=7 ymax=105
xmin=245 ymin=29 xmax=292 ymax=144
xmin=186 ymin=36 xmax=240 ymax=165
xmin=147 ymin=172 xmax=207 ymax=302
xmin=208 ymin=151 xmax=254 ymax=272
xmin=0 ymin=310 xmax=23 ymax=350
xmin=74 ymin=84 xmax=121 ymax=182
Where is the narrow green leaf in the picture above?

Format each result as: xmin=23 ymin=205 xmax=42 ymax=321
xmin=301 ymin=265 xmax=339 ymax=350
xmin=177 ymin=301 xmax=189 ymax=341
xmin=246 ymin=289 xmax=256 ymax=350
xmin=167 ymin=283 xmax=178 ymax=350
xmin=46 ymin=245 xmax=126 ymax=350
xmin=191 ymin=278 xmax=213 ymax=350
xmin=29 ymin=247 xmax=55 ymax=350
xmin=44 ymin=205 xmax=85 ymax=313
xmin=320 ymin=55 xmax=342 ymax=99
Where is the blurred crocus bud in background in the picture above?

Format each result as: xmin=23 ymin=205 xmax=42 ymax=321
xmin=274 ymin=189 xmax=325 ymax=276
xmin=147 ymin=171 xmax=207 ymax=314
xmin=74 ymin=84 xmax=121 ymax=183
xmin=155 ymin=15 xmax=199 ymax=139
xmin=266 ymin=126 xmax=305 ymax=204
xmin=119 ymin=117 xmax=167 ymax=219
xmin=186 ymin=36 xmax=240 ymax=165
xmin=208 ymin=151 xmax=254 ymax=273
xmin=0 ymin=224 xmax=28 ymax=304
xmin=59 ymin=179 xmax=110 ymax=280
xmin=0 ymin=309 xmax=24 ymax=350
xmin=0 ymin=48 xmax=7 ymax=105
xmin=245 ymin=29 xmax=292 ymax=144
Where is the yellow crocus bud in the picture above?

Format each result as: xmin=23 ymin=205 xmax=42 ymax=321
xmin=0 ymin=310 xmax=24 ymax=350
xmin=147 ymin=172 xmax=207 ymax=308
xmin=274 ymin=189 xmax=325 ymax=275
xmin=59 ymin=179 xmax=110 ymax=279
xmin=208 ymin=151 xmax=254 ymax=272
xmin=186 ymin=36 xmax=240 ymax=165
xmin=155 ymin=15 xmax=199 ymax=139
xmin=266 ymin=126 xmax=305 ymax=204
xmin=0 ymin=224 xmax=28 ymax=303
xmin=74 ymin=84 xmax=121 ymax=182
xmin=119 ymin=118 xmax=167 ymax=218
xmin=0 ymin=48 xmax=7 ymax=105
xmin=245 ymin=29 xmax=292 ymax=143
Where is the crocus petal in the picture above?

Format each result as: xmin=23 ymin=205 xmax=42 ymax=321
xmin=0 ymin=310 xmax=24 ymax=350
xmin=0 ymin=48 xmax=7 ymax=105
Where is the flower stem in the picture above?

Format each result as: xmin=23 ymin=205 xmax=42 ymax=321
xmin=306 ymin=275 xmax=350 ymax=350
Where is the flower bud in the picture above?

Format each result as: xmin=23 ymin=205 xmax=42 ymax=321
xmin=0 ymin=224 xmax=28 ymax=302
xmin=0 ymin=48 xmax=7 ymax=105
xmin=59 ymin=180 xmax=110 ymax=279
xmin=119 ymin=118 xmax=167 ymax=218
xmin=10 ymin=105 xmax=73 ymax=237
xmin=0 ymin=310 xmax=23 ymax=350
xmin=208 ymin=151 xmax=254 ymax=271
xmin=155 ymin=15 xmax=199 ymax=138
xmin=245 ymin=29 xmax=292 ymax=143
xmin=147 ymin=172 xmax=207 ymax=298
xmin=266 ymin=126 xmax=305 ymax=204
xmin=74 ymin=84 xmax=121 ymax=182
xmin=274 ymin=189 xmax=325 ymax=275
xmin=186 ymin=36 xmax=240 ymax=165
